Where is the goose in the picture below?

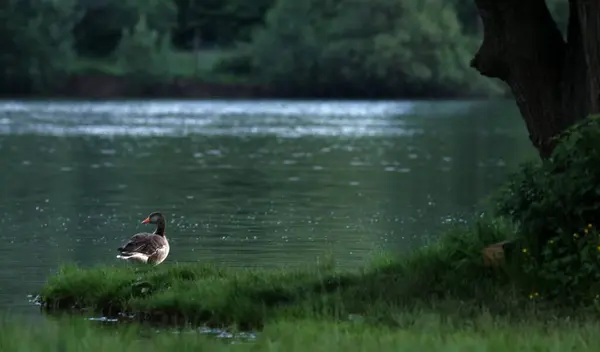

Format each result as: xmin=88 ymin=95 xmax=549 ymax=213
xmin=116 ymin=211 xmax=170 ymax=265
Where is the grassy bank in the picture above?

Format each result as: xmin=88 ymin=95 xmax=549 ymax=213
xmin=34 ymin=215 xmax=600 ymax=350
xmin=39 ymin=217 xmax=565 ymax=330
xmin=4 ymin=315 xmax=600 ymax=351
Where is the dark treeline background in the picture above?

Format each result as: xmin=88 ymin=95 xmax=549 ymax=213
xmin=0 ymin=0 xmax=568 ymax=98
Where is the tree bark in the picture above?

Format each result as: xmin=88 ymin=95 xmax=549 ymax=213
xmin=471 ymin=0 xmax=598 ymax=158
xmin=576 ymin=0 xmax=600 ymax=114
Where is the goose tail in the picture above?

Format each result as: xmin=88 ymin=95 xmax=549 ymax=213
xmin=116 ymin=252 xmax=149 ymax=263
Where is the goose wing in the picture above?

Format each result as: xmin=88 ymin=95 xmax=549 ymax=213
xmin=118 ymin=233 xmax=165 ymax=256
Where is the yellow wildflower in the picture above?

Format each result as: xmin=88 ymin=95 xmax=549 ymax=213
xmin=588 ymin=224 xmax=593 ymax=229
xmin=529 ymin=292 xmax=539 ymax=300
xmin=522 ymin=248 xmax=528 ymax=254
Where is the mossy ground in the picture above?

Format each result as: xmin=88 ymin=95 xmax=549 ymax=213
xmin=39 ymin=217 xmax=581 ymax=330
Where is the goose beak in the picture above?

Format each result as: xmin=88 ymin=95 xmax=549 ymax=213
xmin=141 ymin=217 xmax=151 ymax=224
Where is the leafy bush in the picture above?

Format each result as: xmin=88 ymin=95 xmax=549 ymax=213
xmin=518 ymin=226 xmax=600 ymax=304
xmin=212 ymin=52 xmax=254 ymax=76
xmin=228 ymin=0 xmax=502 ymax=97
xmin=495 ymin=116 xmax=600 ymax=303
xmin=0 ymin=0 xmax=80 ymax=94
xmin=173 ymin=0 xmax=275 ymax=48
xmin=74 ymin=0 xmax=177 ymax=57
xmin=114 ymin=15 xmax=174 ymax=83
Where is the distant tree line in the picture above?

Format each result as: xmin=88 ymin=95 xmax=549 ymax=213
xmin=0 ymin=0 xmax=569 ymax=98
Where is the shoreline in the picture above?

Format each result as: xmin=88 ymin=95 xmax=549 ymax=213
xmin=36 ymin=218 xmax=560 ymax=330
xmin=0 ymin=73 xmax=505 ymax=101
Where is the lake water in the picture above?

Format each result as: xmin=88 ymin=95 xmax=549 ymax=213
xmin=0 ymin=99 xmax=535 ymax=317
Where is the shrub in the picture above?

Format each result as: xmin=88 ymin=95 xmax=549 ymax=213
xmin=114 ymin=15 xmax=174 ymax=84
xmin=494 ymin=115 xmax=600 ymax=304
xmin=213 ymin=52 xmax=254 ymax=76
xmin=74 ymin=0 xmax=177 ymax=57
xmin=234 ymin=0 xmax=502 ymax=97
xmin=0 ymin=0 xmax=79 ymax=94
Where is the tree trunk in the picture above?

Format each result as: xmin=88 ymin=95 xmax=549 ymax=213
xmin=471 ymin=0 xmax=600 ymax=158
xmin=577 ymin=0 xmax=600 ymax=114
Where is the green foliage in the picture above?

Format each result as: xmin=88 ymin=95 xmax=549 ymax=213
xmin=113 ymin=15 xmax=174 ymax=84
xmin=494 ymin=116 xmax=600 ymax=303
xmin=230 ymin=0 xmax=503 ymax=97
xmin=519 ymin=228 xmax=600 ymax=305
xmin=0 ymin=0 xmax=80 ymax=94
xmin=173 ymin=0 xmax=276 ymax=48
xmin=0 ymin=0 xmax=570 ymax=96
xmin=368 ymin=0 xmax=486 ymax=96
xmin=74 ymin=0 xmax=177 ymax=57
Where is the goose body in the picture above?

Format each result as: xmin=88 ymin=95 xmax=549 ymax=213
xmin=117 ymin=212 xmax=170 ymax=265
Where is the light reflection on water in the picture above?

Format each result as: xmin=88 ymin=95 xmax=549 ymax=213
xmin=0 ymin=100 xmax=422 ymax=137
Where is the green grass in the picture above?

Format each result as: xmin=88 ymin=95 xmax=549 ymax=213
xmin=39 ymin=217 xmax=562 ymax=330
xmin=4 ymin=315 xmax=600 ymax=351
